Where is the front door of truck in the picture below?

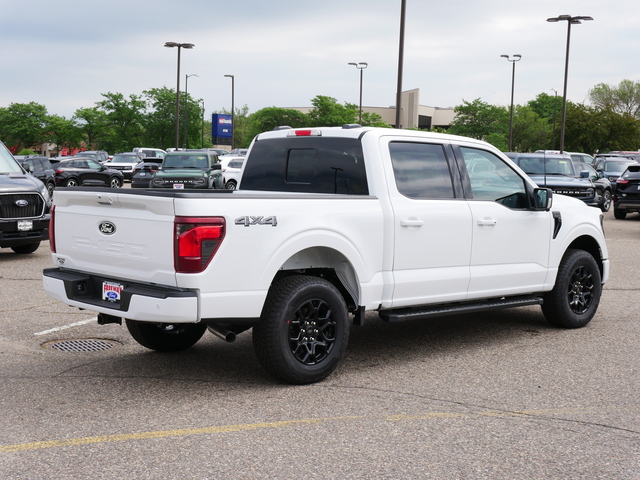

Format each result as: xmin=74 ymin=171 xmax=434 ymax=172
xmin=454 ymin=145 xmax=552 ymax=298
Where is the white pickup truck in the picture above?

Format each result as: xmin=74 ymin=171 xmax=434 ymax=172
xmin=42 ymin=126 xmax=609 ymax=384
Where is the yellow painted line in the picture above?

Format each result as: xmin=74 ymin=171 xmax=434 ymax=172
xmin=2 ymin=407 xmax=635 ymax=454
xmin=0 ymin=419 xmax=336 ymax=454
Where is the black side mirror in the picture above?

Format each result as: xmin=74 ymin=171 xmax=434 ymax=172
xmin=533 ymin=187 xmax=553 ymax=211
xmin=211 ymin=164 xmax=222 ymax=171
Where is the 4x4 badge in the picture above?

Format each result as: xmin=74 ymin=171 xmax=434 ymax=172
xmin=235 ymin=216 xmax=277 ymax=227
xmin=98 ymin=221 xmax=116 ymax=235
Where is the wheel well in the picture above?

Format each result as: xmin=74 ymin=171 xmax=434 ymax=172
xmin=567 ymin=235 xmax=605 ymax=278
xmin=273 ymin=268 xmax=358 ymax=312
xmin=273 ymin=247 xmax=360 ymax=312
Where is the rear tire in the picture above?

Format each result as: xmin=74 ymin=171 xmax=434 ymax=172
xmin=225 ymin=180 xmax=237 ymax=190
xmin=542 ymin=249 xmax=601 ymax=329
xmin=65 ymin=178 xmax=78 ymax=187
xmin=253 ymin=275 xmax=350 ymax=384
xmin=125 ymin=320 xmax=206 ymax=352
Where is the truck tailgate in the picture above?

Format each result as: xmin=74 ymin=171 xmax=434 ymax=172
xmin=51 ymin=189 xmax=178 ymax=286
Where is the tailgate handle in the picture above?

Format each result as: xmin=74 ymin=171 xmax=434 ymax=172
xmin=96 ymin=194 xmax=115 ymax=205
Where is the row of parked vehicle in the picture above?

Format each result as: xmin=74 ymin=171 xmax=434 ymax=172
xmin=14 ymin=146 xmax=247 ymax=195
xmin=504 ymin=150 xmax=640 ymax=219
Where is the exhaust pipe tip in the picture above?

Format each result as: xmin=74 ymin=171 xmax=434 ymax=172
xmin=207 ymin=324 xmax=236 ymax=343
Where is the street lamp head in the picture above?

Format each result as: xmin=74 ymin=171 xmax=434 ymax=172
xmin=164 ymin=42 xmax=195 ymax=49
xmin=348 ymin=62 xmax=368 ymax=70
xmin=501 ymin=54 xmax=522 ymax=62
xmin=224 ymin=74 xmax=234 ymax=79
xmin=547 ymin=14 xmax=593 ymax=24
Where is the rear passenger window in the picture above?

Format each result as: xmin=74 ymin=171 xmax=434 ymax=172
xmin=241 ymin=137 xmax=368 ymax=195
xmin=389 ymin=142 xmax=455 ymax=199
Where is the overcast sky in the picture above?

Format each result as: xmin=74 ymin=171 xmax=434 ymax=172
xmin=2 ymin=0 xmax=638 ymax=120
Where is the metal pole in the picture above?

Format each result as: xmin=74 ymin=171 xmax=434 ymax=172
xmin=224 ymin=75 xmax=235 ymax=150
xmin=175 ymin=46 xmax=181 ymax=149
xmin=395 ymin=0 xmax=406 ymax=129
xmin=551 ymin=89 xmax=558 ymax=150
xmin=183 ymin=74 xmax=197 ymax=149
xmin=547 ymin=15 xmax=592 ymax=153
xmin=559 ymin=21 xmax=572 ymax=154
xmin=201 ymin=100 xmax=205 ymax=148
xmin=501 ymin=54 xmax=521 ymax=152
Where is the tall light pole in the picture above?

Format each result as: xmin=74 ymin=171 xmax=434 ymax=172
xmin=551 ymin=88 xmax=558 ymax=150
xmin=348 ymin=62 xmax=368 ymax=124
xmin=547 ymin=14 xmax=593 ymax=153
xmin=183 ymin=73 xmax=198 ymax=149
xmin=395 ymin=0 xmax=407 ymax=129
xmin=201 ymin=99 xmax=205 ymax=148
xmin=500 ymin=54 xmax=521 ymax=152
xmin=224 ymin=75 xmax=235 ymax=150
xmin=164 ymin=42 xmax=195 ymax=150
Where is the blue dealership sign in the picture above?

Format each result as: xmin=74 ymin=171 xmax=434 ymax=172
xmin=212 ymin=114 xmax=232 ymax=138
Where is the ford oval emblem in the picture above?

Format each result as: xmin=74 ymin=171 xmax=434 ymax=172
xmin=98 ymin=221 xmax=116 ymax=235
xmin=15 ymin=199 xmax=29 ymax=207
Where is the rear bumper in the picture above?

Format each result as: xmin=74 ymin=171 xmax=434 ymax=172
xmin=42 ymin=268 xmax=200 ymax=323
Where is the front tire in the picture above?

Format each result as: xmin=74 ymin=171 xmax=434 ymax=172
xmin=253 ymin=275 xmax=350 ymax=384
xmin=613 ymin=208 xmax=627 ymax=219
xmin=125 ymin=320 xmax=206 ymax=352
xmin=109 ymin=177 xmax=122 ymax=188
xmin=11 ymin=242 xmax=40 ymax=254
xmin=542 ymin=249 xmax=602 ymax=328
xmin=599 ymin=190 xmax=612 ymax=212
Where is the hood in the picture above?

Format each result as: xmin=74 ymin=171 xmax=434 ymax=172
xmin=0 ymin=172 xmax=46 ymax=193
xmin=155 ymin=169 xmax=207 ymax=178
xmin=529 ymin=174 xmax=593 ymax=188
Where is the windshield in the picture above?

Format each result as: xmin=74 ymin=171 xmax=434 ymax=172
xmin=111 ymin=155 xmax=140 ymax=164
xmin=604 ymin=161 xmax=635 ymax=173
xmin=518 ymin=156 xmax=574 ymax=175
xmin=163 ymin=154 xmax=209 ymax=169
xmin=0 ymin=142 xmax=24 ymax=174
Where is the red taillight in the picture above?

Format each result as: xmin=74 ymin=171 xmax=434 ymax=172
xmin=174 ymin=216 xmax=225 ymax=273
xmin=287 ymin=128 xmax=321 ymax=137
xmin=616 ymin=178 xmax=628 ymax=184
xmin=49 ymin=205 xmax=56 ymax=253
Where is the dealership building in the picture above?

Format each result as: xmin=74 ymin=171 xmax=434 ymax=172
xmin=289 ymin=88 xmax=456 ymax=130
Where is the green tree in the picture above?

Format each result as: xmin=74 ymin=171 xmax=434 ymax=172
xmin=306 ymin=95 xmax=358 ymax=127
xmin=448 ymin=98 xmax=509 ymax=143
xmin=246 ymin=107 xmax=307 ymax=140
xmin=589 ymin=79 xmax=640 ymax=118
xmin=142 ymin=87 xmax=179 ymax=149
xmin=97 ymin=92 xmax=145 ymax=152
xmin=510 ymin=105 xmax=552 ymax=152
xmin=0 ymin=102 xmax=49 ymax=151
xmin=73 ymin=107 xmax=110 ymax=150
xmin=45 ymin=115 xmax=83 ymax=156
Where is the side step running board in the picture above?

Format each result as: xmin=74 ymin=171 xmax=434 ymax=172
xmin=378 ymin=295 xmax=543 ymax=323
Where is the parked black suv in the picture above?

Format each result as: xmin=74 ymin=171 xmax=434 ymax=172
xmin=613 ymin=164 xmax=640 ymax=219
xmin=16 ymin=156 xmax=56 ymax=197
xmin=0 ymin=141 xmax=51 ymax=254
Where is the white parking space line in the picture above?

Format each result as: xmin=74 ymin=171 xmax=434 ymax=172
xmin=34 ymin=318 xmax=96 ymax=336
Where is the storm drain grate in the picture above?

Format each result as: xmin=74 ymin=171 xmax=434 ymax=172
xmin=44 ymin=339 xmax=119 ymax=352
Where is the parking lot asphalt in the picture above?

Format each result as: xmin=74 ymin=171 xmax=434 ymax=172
xmin=1 ymin=208 xmax=639 ymax=479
